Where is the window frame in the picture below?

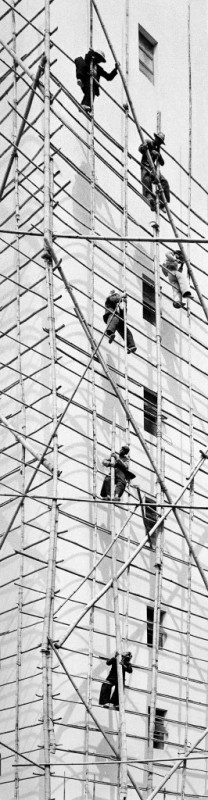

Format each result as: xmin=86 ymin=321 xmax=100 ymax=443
xmin=146 ymin=605 xmax=166 ymax=649
xmin=138 ymin=25 xmax=157 ymax=84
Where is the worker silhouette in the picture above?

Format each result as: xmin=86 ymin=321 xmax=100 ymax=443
xmin=99 ymin=652 xmax=133 ymax=708
xmin=75 ymin=49 xmax=118 ymax=112
xmin=100 ymin=445 xmax=135 ymax=501
xmin=139 ymin=132 xmax=170 ymax=211
xmin=104 ymin=289 xmax=137 ymax=354
xmin=162 ymin=249 xmax=192 ymax=308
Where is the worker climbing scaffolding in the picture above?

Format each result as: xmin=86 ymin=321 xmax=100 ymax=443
xmin=100 ymin=445 xmax=136 ymax=501
xmin=103 ymin=289 xmax=137 ymax=353
xmin=75 ymin=47 xmax=118 ymax=111
xmin=139 ymin=132 xmax=170 ymax=211
xmin=99 ymin=652 xmax=133 ymax=708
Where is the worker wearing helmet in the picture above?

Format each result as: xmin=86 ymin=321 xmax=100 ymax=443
xmin=139 ymin=132 xmax=170 ymax=211
xmin=75 ymin=48 xmax=118 ymax=111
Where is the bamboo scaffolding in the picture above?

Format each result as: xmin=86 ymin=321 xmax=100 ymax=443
xmin=49 ymin=640 xmax=144 ymax=800
xmin=0 ymin=53 xmax=45 ymax=201
xmin=45 ymin=240 xmax=208 ymax=596
xmin=92 ymin=0 xmax=208 ymax=324
xmin=122 ymin=0 xmax=131 ymax=652
xmin=57 ymin=443 xmax=208 ymax=649
xmin=0 ymin=412 xmax=53 ymax=473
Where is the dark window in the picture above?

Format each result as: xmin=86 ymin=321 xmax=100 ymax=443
xmin=143 ymin=277 xmax=156 ymax=325
xmin=148 ymin=707 xmax=167 ymax=749
xmin=146 ymin=606 xmax=166 ymax=649
xmin=145 ymin=496 xmax=157 ymax=534
xmin=144 ymin=388 xmax=157 ymax=436
xmin=139 ymin=26 xmax=157 ymax=84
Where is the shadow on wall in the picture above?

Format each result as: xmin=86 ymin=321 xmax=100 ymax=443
xmin=72 ymin=157 xmax=120 ymax=235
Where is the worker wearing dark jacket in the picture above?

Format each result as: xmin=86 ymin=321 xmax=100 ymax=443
xmin=104 ymin=289 xmax=137 ymax=354
xmin=139 ymin=132 xmax=170 ymax=211
xmin=99 ymin=652 xmax=133 ymax=708
xmin=75 ymin=49 xmax=118 ymax=111
xmin=100 ymin=445 xmax=136 ymax=501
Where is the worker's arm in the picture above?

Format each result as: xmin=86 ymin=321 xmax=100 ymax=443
xmin=99 ymin=64 xmax=118 ymax=81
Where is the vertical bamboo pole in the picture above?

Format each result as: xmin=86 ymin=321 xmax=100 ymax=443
xmin=147 ymin=113 xmax=164 ymax=793
xmin=41 ymin=3 xmax=58 ymax=798
xmin=181 ymin=3 xmax=193 ymax=795
xmin=123 ymin=0 xmax=131 ymax=650
xmin=84 ymin=4 xmax=98 ymax=797
xmin=110 ymin=416 xmax=128 ymax=800
xmin=12 ymin=5 xmax=26 ymax=798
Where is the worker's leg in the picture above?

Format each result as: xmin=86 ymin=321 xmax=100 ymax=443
xmin=99 ymin=681 xmax=112 ymax=706
xmin=81 ymin=79 xmax=91 ymax=110
xmin=159 ymin=175 xmax=170 ymax=205
xmin=172 ymin=284 xmax=183 ymax=308
xmin=141 ymin=167 xmax=155 ymax=207
xmin=117 ymin=317 xmax=137 ymax=354
xmin=114 ymin=479 xmax=126 ymax=499
xmin=177 ymin=265 xmax=192 ymax=298
xmin=111 ymin=683 xmax=119 ymax=708
xmin=100 ymin=476 xmax=111 ymax=499
xmin=105 ymin=311 xmax=119 ymax=343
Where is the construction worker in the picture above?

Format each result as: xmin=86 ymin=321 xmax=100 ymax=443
xmin=103 ymin=289 xmax=137 ymax=354
xmin=162 ymin=249 xmax=192 ymax=308
xmin=100 ymin=445 xmax=136 ymax=501
xmin=139 ymin=132 xmax=170 ymax=211
xmin=99 ymin=652 xmax=133 ymax=708
xmin=75 ymin=49 xmax=118 ymax=111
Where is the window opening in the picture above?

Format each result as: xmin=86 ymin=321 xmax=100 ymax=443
xmin=139 ymin=26 xmax=157 ymax=83
xmin=148 ymin=707 xmax=167 ymax=749
xmin=144 ymin=388 xmax=157 ymax=436
xmin=143 ymin=277 xmax=156 ymax=325
xmin=146 ymin=606 xmax=166 ymax=649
